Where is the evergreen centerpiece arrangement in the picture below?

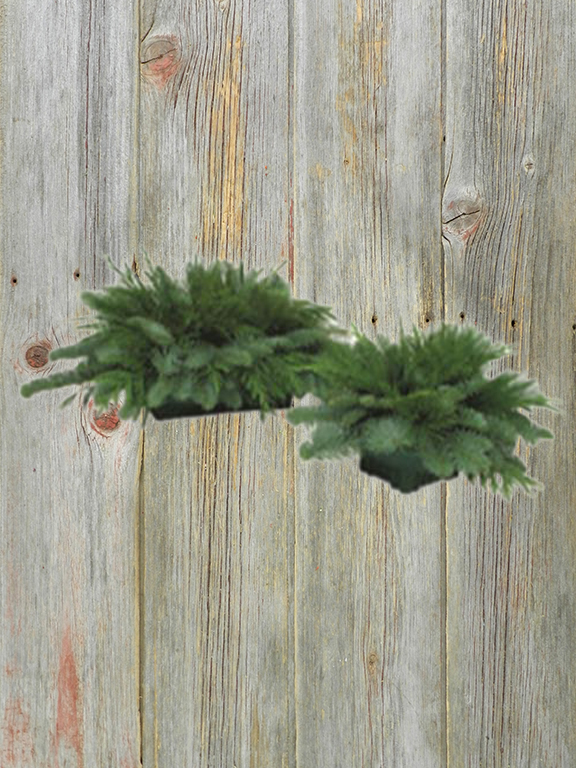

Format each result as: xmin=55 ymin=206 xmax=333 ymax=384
xmin=20 ymin=257 xmax=347 ymax=426
xmin=286 ymin=323 xmax=557 ymax=497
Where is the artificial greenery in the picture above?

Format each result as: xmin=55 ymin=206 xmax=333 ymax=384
xmin=20 ymin=256 xmax=557 ymax=498
xmin=286 ymin=323 xmax=557 ymax=497
xmin=20 ymin=256 xmax=347 ymax=426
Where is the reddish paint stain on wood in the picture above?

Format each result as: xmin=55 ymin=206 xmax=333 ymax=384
xmin=1 ymin=698 xmax=35 ymax=766
xmin=55 ymin=627 xmax=83 ymax=768
xmin=118 ymin=732 xmax=139 ymax=768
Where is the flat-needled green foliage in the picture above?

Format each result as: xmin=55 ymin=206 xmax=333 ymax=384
xmin=287 ymin=323 xmax=558 ymax=497
xmin=20 ymin=256 xmax=345 ymax=426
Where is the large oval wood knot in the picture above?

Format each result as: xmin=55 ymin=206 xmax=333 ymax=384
xmin=442 ymin=191 xmax=485 ymax=245
xmin=140 ymin=36 xmax=181 ymax=89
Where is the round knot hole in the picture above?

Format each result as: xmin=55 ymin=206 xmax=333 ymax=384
xmin=90 ymin=402 xmax=121 ymax=436
xmin=25 ymin=344 xmax=50 ymax=369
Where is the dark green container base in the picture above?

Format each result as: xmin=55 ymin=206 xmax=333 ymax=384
xmin=151 ymin=397 xmax=292 ymax=421
xmin=359 ymin=451 xmax=458 ymax=493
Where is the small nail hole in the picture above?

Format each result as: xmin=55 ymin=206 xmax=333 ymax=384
xmin=459 ymin=312 xmax=465 ymax=321
xmin=73 ymin=269 xmax=80 ymax=280
xmin=10 ymin=275 xmax=17 ymax=286
xmin=425 ymin=317 xmax=430 ymax=324
xmin=511 ymin=319 xmax=517 ymax=328
xmin=371 ymin=314 xmax=378 ymax=325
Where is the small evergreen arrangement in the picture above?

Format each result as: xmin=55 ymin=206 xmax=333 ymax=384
xmin=20 ymin=256 xmax=346 ymax=426
xmin=286 ymin=323 xmax=557 ymax=497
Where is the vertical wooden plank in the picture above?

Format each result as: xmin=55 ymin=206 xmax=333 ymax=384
xmin=0 ymin=1 xmax=141 ymax=766
xmin=444 ymin=1 xmax=576 ymax=764
xmin=293 ymin=0 xmax=445 ymax=765
xmin=138 ymin=0 xmax=295 ymax=765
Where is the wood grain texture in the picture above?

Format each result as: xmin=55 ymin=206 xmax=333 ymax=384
xmin=138 ymin=0 xmax=295 ymax=765
xmin=443 ymin=0 xmax=576 ymax=764
xmin=1 ymin=0 xmax=575 ymax=765
xmin=0 ymin=1 xmax=141 ymax=767
xmin=292 ymin=0 xmax=446 ymax=765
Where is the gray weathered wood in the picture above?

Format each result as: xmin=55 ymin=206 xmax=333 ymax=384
xmin=2 ymin=0 xmax=575 ymax=765
xmin=138 ymin=0 xmax=295 ymax=764
xmin=443 ymin=0 xmax=576 ymax=764
xmin=292 ymin=0 xmax=446 ymax=764
xmin=0 ymin=0 xmax=141 ymax=766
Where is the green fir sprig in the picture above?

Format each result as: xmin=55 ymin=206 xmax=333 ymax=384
xmin=20 ymin=256 xmax=346 ymax=426
xmin=287 ymin=323 xmax=558 ymax=497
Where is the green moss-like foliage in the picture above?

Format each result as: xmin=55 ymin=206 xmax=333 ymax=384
xmin=287 ymin=323 xmax=558 ymax=497
xmin=20 ymin=256 xmax=346 ymax=426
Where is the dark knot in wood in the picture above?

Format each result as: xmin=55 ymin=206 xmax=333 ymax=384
xmin=25 ymin=344 xmax=50 ymax=369
xmin=90 ymin=402 xmax=120 ymax=436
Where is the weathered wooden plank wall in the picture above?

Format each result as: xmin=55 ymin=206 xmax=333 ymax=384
xmin=292 ymin=0 xmax=446 ymax=764
xmin=0 ymin=1 xmax=142 ymax=766
xmin=1 ymin=0 xmax=574 ymax=766
xmin=138 ymin=0 xmax=296 ymax=764
xmin=444 ymin=1 xmax=576 ymax=764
